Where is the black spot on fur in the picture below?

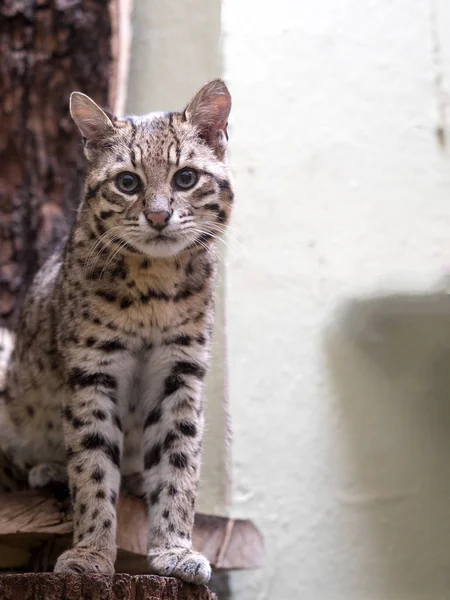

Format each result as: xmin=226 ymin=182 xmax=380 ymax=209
xmin=62 ymin=406 xmax=73 ymax=421
xmin=170 ymin=452 xmax=188 ymax=469
xmin=113 ymin=413 xmax=123 ymax=432
xmin=149 ymin=484 xmax=164 ymax=505
xmin=164 ymin=334 xmax=192 ymax=346
xmin=168 ymin=484 xmax=177 ymax=497
xmin=204 ymin=202 xmax=220 ymax=213
xmin=93 ymin=214 xmax=106 ymax=236
xmin=86 ymin=337 xmax=96 ymax=347
xmin=120 ymin=296 xmax=133 ymax=310
xmin=26 ymin=405 xmax=35 ymax=417
xmin=92 ymin=409 xmax=107 ymax=420
xmin=67 ymin=368 xmax=117 ymax=391
xmin=163 ymin=432 xmax=178 ymax=450
xmin=80 ymin=503 xmax=87 ymax=515
xmin=81 ymin=433 xmax=121 ymax=468
xmin=95 ymin=290 xmax=117 ymax=303
xmin=100 ymin=210 xmax=114 ymax=220
xmin=173 ymin=361 xmax=206 ymax=380
xmin=144 ymin=444 xmax=162 ymax=470
xmin=162 ymin=509 xmax=170 ymax=519
xmin=103 ymin=519 xmax=112 ymax=529
xmin=217 ymin=209 xmax=227 ymax=223
xmin=86 ymin=183 xmax=101 ymax=200
xmin=92 ymin=509 xmax=99 ymax=519
xmin=215 ymin=177 xmax=231 ymax=191
xmin=111 ymin=263 xmax=128 ymax=280
xmin=97 ymin=339 xmax=126 ymax=352
xmin=72 ymin=417 xmax=86 ymax=429
xmin=178 ymin=422 xmax=197 ymax=437
xmin=194 ymin=188 xmax=216 ymax=200
xmin=96 ymin=490 xmax=106 ymax=499
xmin=140 ymin=289 xmax=171 ymax=303
xmin=164 ymin=373 xmax=183 ymax=396
xmin=92 ymin=467 xmax=105 ymax=483
xmin=144 ymin=407 xmax=162 ymax=429
xmin=174 ymin=288 xmax=195 ymax=302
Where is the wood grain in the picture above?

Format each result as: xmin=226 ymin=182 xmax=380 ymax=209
xmin=0 ymin=573 xmax=217 ymax=599
xmin=0 ymin=491 xmax=264 ymax=572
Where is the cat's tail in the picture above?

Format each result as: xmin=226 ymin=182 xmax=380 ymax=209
xmin=0 ymin=329 xmax=14 ymax=394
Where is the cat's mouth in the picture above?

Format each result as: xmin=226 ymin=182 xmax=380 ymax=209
xmin=145 ymin=234 xmax=178 ymax=244
xmin=128 ymin=230 xmax=191 ymax=258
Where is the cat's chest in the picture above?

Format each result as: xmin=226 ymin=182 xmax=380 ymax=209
xmin=87 ymin=276 xmax=201 ymax=337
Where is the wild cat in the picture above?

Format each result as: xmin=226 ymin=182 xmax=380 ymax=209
xmin=0 ymin=79 xmax=233 ymax=584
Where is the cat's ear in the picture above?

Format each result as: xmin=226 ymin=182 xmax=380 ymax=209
xmin=184 ymin=79 xmax=231 ymax=156
xmin=70 ymin=92 xmax=115 ymax=142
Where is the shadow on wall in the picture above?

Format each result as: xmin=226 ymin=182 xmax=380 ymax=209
xmin=324 ymin=285 xmax=450 ymax=593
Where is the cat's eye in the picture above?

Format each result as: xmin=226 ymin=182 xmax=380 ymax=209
xmin=116 ymin=172 xmax=141 ymax=194
xmin=173 ymin=168 xmax=198 ymax=190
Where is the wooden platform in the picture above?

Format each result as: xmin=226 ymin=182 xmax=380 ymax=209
xmin=0 ymin=491 xmax=264 ymax=573
xmin=0 ymin=573 xmax=216 ymax=599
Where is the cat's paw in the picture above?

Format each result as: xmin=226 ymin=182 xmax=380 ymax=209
xmin=28 ymin=463 xmax=68 ymax=488
xmin=54 ymin=548 xmax=115 ymax=574
xmin=148 ymin=547 xmax=211 ymax=585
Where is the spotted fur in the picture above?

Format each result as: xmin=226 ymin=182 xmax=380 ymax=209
xmin=0 ymin=80 xmax=233 ymax=584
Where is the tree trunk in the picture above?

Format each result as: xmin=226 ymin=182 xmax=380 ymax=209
xmin=0 ymin=574 xmax=217 ymax=600
xmin=0 ymin=0 xmax=117 ymax=329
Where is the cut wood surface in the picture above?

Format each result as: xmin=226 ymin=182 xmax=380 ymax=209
xmin=0 ymin=573 xmax=216 ymax=600
xmin=0 ymin=491 xmax=264 ymax=573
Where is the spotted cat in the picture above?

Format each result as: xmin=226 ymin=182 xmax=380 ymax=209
xmin=0 ymin=79 xmax=233 ymax=584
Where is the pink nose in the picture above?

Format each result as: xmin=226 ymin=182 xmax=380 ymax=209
xmin=144 ymin=210 xmax=171 ymax=230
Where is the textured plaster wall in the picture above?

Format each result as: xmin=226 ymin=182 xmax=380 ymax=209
xmin=224 ymin=0 xmax=450 ymax=598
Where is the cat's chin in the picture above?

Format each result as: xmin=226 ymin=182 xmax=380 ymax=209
xmin=131 ymin=237 xmax=190 ymax=259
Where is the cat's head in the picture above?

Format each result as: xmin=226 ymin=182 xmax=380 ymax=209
xmin=70 ymin=80 xmax=233 ymax=258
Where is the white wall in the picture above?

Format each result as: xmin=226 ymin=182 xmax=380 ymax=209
xmin=224 ymin=0 xmax=450 ymax=598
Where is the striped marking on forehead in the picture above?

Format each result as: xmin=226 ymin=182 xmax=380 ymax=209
xmin=128 ymin=111 xmax=168 ymax=127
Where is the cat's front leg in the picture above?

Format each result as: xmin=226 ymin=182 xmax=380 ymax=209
xmin=141 ymin=341 xmax=210 ymax=585
xmin=54 ymin=366 xmax=123 ymax=574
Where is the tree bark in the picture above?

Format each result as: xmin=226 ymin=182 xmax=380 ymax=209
xmin=0 ymin=574 xmax=217 ymax=600
xmin=0 ymin=0 xmax=117 ymax=329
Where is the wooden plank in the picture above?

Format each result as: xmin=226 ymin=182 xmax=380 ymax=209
xmin=0 ymin=491 xmax=264 ymax=572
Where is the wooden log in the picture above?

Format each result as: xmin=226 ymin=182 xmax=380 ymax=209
xmin=0 ymin=573 xmax=217 ymax=599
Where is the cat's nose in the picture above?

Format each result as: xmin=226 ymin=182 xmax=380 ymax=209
xmin=144 ymin=210 xmax=171 ymax=231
